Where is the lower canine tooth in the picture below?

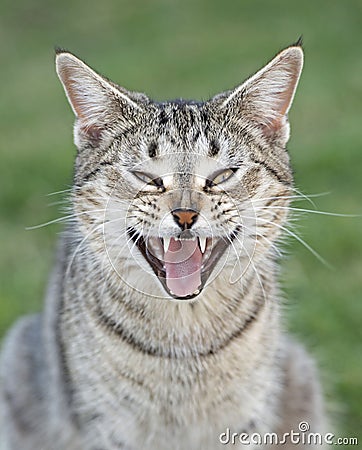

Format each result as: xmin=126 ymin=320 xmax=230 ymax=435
xmin=199 ymin=237 xmax=206 ymax=253
xmin=163 ymin=237 xmax=171 ymax=253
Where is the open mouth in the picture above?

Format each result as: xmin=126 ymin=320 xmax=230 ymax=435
xmin=128 ymin=228 xmax=238 ymax=300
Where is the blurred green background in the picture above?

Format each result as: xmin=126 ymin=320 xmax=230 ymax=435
xmin=1 ymin=0 xmax=361 ymax=443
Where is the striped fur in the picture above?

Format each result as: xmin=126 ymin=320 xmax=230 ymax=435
xmin=0 ymin=45 xmax=326 ymax=449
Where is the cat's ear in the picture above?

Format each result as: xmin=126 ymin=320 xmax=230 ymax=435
xmin=214 ymin=45 xmax=303 ymax=145
xmin=55 ymin=50 xmax=143 ymax=143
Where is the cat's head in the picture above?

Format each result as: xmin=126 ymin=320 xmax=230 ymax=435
xmin=56 ymin=44 xmax=303 ymax=300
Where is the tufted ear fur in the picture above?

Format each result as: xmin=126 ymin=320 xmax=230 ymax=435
xmin=55 ymin=51 xmax=143 ymax=145
xmin=215 ymin=45 xmax=303 ymax=145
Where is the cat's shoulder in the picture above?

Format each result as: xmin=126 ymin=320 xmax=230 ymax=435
xmin=277 ymin=337 xmax=327 ymax=437
xmin=1 ymin=314 xmax=47 ymax=444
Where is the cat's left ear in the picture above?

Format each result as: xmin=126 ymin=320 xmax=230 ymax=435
xmin=56 ymin=50 xmax=144 ymax=145
xmin=214 ymin=45 xmax=303 ymax=145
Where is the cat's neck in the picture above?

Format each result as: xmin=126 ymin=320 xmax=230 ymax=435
xmin=60 ymin=234 xmax=278 ymax=357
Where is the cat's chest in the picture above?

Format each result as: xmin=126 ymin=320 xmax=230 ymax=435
xmin=71 ymin=356 xmax=266 ymax=450
xmin=63 ymin=314 xmax=278 ymax=450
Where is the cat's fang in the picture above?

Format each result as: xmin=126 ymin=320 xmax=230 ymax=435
xmin=163 ymin=237 xmax=171 ymax=253
xmin=199 ymin=237 xmax=206 ymax=253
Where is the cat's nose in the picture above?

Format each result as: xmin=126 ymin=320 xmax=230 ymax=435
xmin=172 ymin=209 xmax=198 ymax=230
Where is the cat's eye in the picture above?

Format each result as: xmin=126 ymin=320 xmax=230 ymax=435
xmin=132 ymin=171 xmax=164 ymax=189
xmin=207 ymin=168 xmax=237 ymax=187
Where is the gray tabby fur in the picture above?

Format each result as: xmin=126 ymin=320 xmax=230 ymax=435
xmin=0 ymin=44 xmax=327 ymax=449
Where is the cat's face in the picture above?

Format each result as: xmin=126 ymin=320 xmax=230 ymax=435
xmin=56 ymin=45 xmax=303 ymax=300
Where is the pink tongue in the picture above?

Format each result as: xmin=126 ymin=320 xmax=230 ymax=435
xmin=164 ymin=238 xmax=202 ymax=297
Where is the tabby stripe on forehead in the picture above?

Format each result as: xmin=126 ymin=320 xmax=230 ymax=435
xmin=208 ymin=139 xmax=220 ymax=157
xmin=148 ymin=141 xmax=158 ymax=158
xmin=200 ymin=109 xmax=211 ymax=137
xmin=158 ymin=109 xmax=168 ymax=126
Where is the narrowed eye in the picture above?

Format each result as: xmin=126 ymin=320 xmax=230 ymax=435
xmin=132 ymin=171 xmax=164 ymax=188
xmin=207 ymin=168 xmax=237 ymax=187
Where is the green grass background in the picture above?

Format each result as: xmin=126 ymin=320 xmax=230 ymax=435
xmin=1 ymin=0 xmax=361 ymax=443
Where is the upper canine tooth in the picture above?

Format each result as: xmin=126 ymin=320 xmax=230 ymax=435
xmin=163 ymin=237 xmax=171 ymax=253
xmin=199 ymin=237 xmax=206 ymax=253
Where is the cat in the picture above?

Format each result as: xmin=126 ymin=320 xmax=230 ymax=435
xmin=0 ymin=42 xmax=327 ymax=449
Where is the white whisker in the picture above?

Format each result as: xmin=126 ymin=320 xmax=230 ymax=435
xmin=241 ymin=213 xmax=333 ymax=269
xmin=231 ymin=232 xmax=268 ymax=303
xmin=46 ymin=188 xmax=73 ymax=196
xmin=251 ymin=205 xmax=361 ymax=218
xmin=249 ymin=192 xmax=329 ymax=205
xmin=65 ymin=223 xmax=105 ymax=276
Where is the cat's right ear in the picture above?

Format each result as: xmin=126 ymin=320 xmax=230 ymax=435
xmin=211 ymin=45 xmax=303 ymax=146
xmin=55 ymin=51 xmax=143 ymax=144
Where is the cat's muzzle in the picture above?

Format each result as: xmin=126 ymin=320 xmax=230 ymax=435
xmin=127 ymin=227 xmax=238 ymax=300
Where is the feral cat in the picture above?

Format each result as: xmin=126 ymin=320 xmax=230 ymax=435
xmin=1 ymin=43 xmax=326 ymax=449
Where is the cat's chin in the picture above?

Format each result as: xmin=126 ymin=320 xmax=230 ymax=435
xmin=127 ymin=227 xmax=239 ymax=300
